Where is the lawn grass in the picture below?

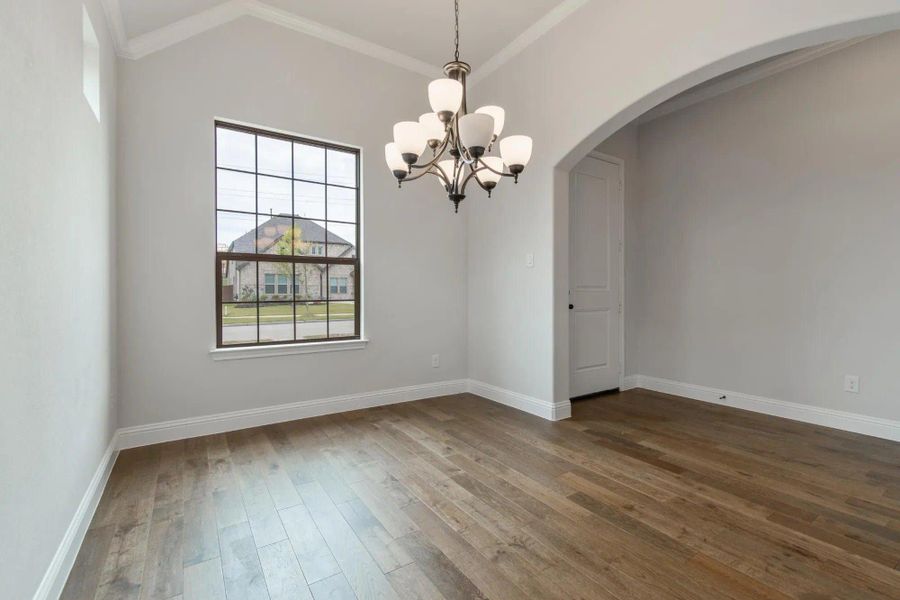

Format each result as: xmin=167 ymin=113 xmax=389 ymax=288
xmin=222 ymin=302 xmax=354 ymax=324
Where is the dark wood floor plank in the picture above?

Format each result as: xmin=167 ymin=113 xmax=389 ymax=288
xmin=139 ymin=514 xmax=184 ymax=600
xmin=63 ymin=392 xmax=900 ymax=600
xmin=60 ymin=525 xmax=117 ymax=600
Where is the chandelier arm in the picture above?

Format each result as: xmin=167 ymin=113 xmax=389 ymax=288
xmin=453 ymin=138 xmax=478 ymax=166
xmin=475 ymin=156 xmax=512 ymax=177
xmin=460 ymin=164 xmax=515 ymax=195
xmin=460 ymin=167 xmax=487 ymax=195
xmin=472 ymin=178 xmax=492 ymax=193
xmin=409 ymin=133 xmax=452 ymax=171
xmin=447 ymin=115 xmax=477 ymax=165
xmin=402 ymin=164 xmax=447 ymax=185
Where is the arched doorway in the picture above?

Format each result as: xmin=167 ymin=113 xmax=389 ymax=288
xmin=464 ymin=2 xmax=900 ymax=418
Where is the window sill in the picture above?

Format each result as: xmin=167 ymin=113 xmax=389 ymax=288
xmin=209 ymin=338 xmax=368 ymax=361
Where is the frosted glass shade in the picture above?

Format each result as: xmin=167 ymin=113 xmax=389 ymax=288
xmin=476 ymin=156 xmax=504 ymax=186
xmin=419 ymin=112 xmax=445 ymax=143
xmin=499 ymin=135 xmax=532 ymax=168
xmin=458 ymin=113 xmax=494 ymax=154
xmin=393 ymin=121 xmax=426 ymax=161
xmin=437 ymin=160 xmax=456 ymax=188
xmin=428 ymin=78 xmax=463 ymax=116
xmin=475 ymin=106 xmax=505 ymax=138
xmin=384 ymin=143 xmax=406 ymax=172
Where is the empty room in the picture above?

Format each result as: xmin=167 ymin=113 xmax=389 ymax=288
xmin=4 ymin=1 xmax=900 ymax=599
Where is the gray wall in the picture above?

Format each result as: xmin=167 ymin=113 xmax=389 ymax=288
xmin=628 ymin=32 xmax=900 ymax=421
xmin=0 ymin=1 xmax=118 ymax=597
xmin=116 ymin=17 xmax=468 ymax=427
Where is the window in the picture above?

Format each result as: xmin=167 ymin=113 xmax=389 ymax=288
xmin=330 ymin=277 xmax=349 ymax=295
xmin=82 ymin=6 xmax=100 ymax=121
xmin=216 ymin=122 xmax=360 ymax=347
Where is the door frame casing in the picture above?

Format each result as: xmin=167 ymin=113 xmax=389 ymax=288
xmin=567 ymin=150 xmax=625 ymax=397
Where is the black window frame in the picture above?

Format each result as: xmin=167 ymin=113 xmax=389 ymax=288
xmin=215 ymin=121 xmax=361 ymax=348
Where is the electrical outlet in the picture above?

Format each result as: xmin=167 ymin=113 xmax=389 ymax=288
xmin=431 ymin=354 xmax=440 ymax=368
xmin=844 ymin=375 xmax=860 ymax=394
xmin=525 ymin=253 xmax=534 ymax=268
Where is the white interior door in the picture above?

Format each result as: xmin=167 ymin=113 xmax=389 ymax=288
xmin=569 ymin=154 xmax=622 ymax=398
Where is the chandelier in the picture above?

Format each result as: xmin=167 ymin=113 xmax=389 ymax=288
xmin=384 ymin=0 xmax=533 ymax=213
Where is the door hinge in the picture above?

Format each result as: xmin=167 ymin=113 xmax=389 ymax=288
xmin=618 ymin=179 xmax=623 ymax=191
xmin=618 ymin=302 xmax=623 ymax=314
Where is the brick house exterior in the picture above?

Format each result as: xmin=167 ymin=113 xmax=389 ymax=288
xmin=222 ymin=216 xmax=355 ymax=302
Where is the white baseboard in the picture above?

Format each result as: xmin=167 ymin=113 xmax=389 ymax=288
xmin=620 ymin=375 xmax=640 ymax=391
xmin=467 ymin=379 xmax=571 ymax=421
xmin=629 ymin=375 xmax=900 ymax=442
xmin=117 ymin=380 xmax=468 ymax=449
xmin=33 ymin=434 xmax=119 ymax=600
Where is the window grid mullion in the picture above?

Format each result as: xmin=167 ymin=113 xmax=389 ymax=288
xmin=324 ymin=149 xmax=329 ymax=339
xmin=254 ymin=133 xmax=260 ymax=344
xmin=291 ymin=142 xmax=297 ymax=342
xmin=217 ymin=165 xmax=357 ymax=190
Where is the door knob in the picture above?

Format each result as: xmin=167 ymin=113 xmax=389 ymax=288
xmin=568 ymin=304 xmax=574 ymax=310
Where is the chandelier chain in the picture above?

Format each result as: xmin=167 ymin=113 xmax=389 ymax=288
xmin=454 ymin=0 xmax=460 ymax=61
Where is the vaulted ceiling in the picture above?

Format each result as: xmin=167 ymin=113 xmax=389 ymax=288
xmin=110 ymin=0 xmax=579 ymax=78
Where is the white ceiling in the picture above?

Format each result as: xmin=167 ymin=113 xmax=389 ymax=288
xmin=117 ymin=0 xmax=571 ymax=70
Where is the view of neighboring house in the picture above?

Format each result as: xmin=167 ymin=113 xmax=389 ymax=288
xmin=222 ymin=216 xmax=355 ymax=302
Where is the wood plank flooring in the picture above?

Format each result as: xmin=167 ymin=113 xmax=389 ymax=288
xmin=63 ymin=389 xmax=900 ymax=599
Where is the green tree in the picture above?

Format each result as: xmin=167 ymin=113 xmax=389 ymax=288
xmin=273 ymin=225 xmax=315 ymax=319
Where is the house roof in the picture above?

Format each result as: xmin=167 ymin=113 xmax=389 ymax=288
xmin=228 ymin=216 xmax=352 ymax=254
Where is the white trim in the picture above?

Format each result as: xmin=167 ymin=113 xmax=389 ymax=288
xmin=467 ymin=379 xmax=571 ymax=421
xmin=468 ymin=0 xmax=590 ymax=85
xmin=111 ymin=0 xmax=439 ymax=76
xmin=117 ymin=380 xmax=467 ymax=449
xmin=114 ymin=377 xmax=574 ymax=451
xmin=125 ymin=0 xmax=246 ymax=60
xmin=620 ymin=375 xmax=640 ymax=391
xmin=638 ymin=36 xmax=874 ymax=124
xmin=210 ymin=338 xmax=368 ymax=361
xmin=104 ymin=0 xmax=586 ymax=80
xmin=98 ymin=0 xmax=128 ymax=56
xmin=630 ymin=375 xmax=900 ymax=442
xmin=242 ymin=1 xmax=436 ymax=77
xmin=32 ymin=434 xmax=119 ymax=600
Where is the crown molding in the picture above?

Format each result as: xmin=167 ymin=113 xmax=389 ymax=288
xmin=468 ymin=0 xmax=590 ymax=85
xmin=99 ymin=0 xmax=128 ymax=56
xmin=243 ymin=1 xmax=438 ymax=77
xmin=102 ymin=0 xmax=587 ymax=82
xmin=124 ymin=0 xmax=246 ymax=60
xmin=107 ymin=0 xmax=440 ymax=76
xmin=638 ymin=35 xmax=875 ymax=124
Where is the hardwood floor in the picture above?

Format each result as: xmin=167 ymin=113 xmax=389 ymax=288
xmin=62 ymin=389 xmax=900 ymax=599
